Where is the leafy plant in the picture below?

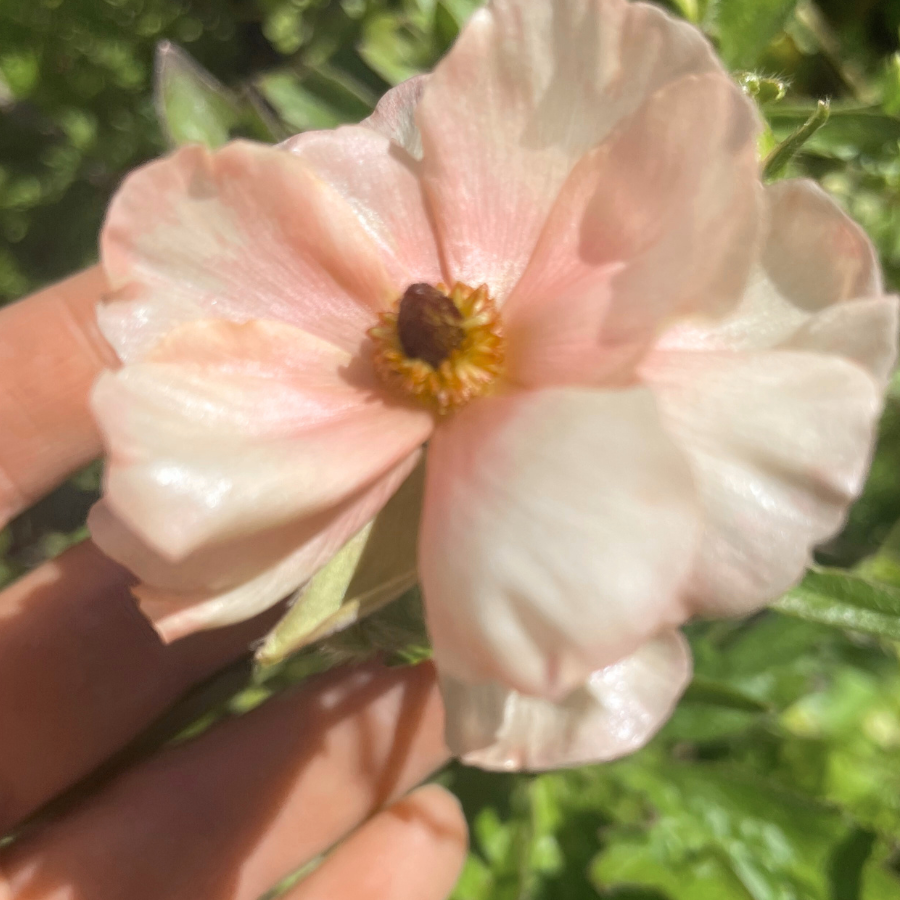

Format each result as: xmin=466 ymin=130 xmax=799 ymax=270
xmin=6 ymin=1 xmax=900 ymax=898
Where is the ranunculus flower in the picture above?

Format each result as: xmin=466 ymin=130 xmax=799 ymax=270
xmin=89 ymin=0 xmax=897 ymax=770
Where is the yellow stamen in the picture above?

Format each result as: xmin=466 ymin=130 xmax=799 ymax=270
xmin=369 ymin=281 xmax=505 ymax=415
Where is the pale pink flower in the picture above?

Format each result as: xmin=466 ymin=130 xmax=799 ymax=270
xmin=89 ymin=0 xmax=897 ymax=770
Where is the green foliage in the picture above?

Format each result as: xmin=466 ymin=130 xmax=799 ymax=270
xmin=155 ymin=42 xmax=278 ymax=148
xmin=774 ymin=568 xmax=900 ymax=640
xmin=6 ymin=1 xmax=900 ymax=899
xmin=447 ymin=613 xmax=900 ymax=899
xmin=0 ymin=0 xmax=239 ymax=296
xmin=708 ymin=0 xmax=800 ymax=70
xmin=0 ymin=0 xmax=470 ymax=301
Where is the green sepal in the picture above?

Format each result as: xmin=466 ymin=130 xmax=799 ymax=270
xmin=155 ymin=41 xmax=278 ymax=149
xmin=255 ymin=462 xmax=424 ymax=666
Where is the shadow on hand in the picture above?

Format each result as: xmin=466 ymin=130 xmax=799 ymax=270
xmin=0 ymin=659 xmax=447 ymax=900
xmin=0 ymin=540 xmax=286 ymax=834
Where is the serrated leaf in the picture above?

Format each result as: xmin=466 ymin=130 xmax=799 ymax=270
xmin=594 ymin=838 xmax=748 ymax=900
xmin=593 ymin=761 xmax=852 ymax=900
xmin=773 ymin=567 xmax=900 ymax=640
xmin=255 ymin=462 xmax=423 ymax=665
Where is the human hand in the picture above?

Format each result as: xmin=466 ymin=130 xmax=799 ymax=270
xmin=0 ymin=270 xmax=467 ymax=899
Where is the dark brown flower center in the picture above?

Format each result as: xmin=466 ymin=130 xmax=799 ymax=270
xmin=396 ymin=283 xmax=465 ymax=368
xmin=369 ymin=281 xmax=505 ymax=415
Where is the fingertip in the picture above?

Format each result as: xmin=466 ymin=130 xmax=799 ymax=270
xmin=283 ymin=780 xmax=469 ymax=900
xmin=0 ymin=266 xmax=115 ymax=527
xmin=389 ymin=784 xmax=469 ymax=857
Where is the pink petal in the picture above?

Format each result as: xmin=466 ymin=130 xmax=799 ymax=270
xmin=655 ymin=180 xmax=895 ymax=382
xmin=784 ymin=297 xmax=898 ymax=385
xmin=504 ymin=73 xmax=761 ymax=388
xmin=419 ymin=387 xmax=700 ymax=700
xmin=89 ymin=452 xmax=421 ymax=641
xmin=441 ymin=630 xmax=691 ymax=771
xmin=643 ymin=350 xmax=884 ymax=617
xmin=279 ymin=125 xmax=443 ymax=290
xmin=417 ymin=0 xmax=722 ymax=299
xmin=92 ymin=318 xmax=432 ymax=560
xmin=642 ymin=179 xmax=897 ymax=616
xmin=360 ymin=74 xmax=428 ymax=158
xmin=100 ymin=140 xmax=401 ymax=362
xmin=763 ymin=179 xmax=881 ymax=308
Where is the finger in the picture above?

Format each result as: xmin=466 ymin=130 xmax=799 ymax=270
xmin=0 ymin=266 xmax=115 ymax=526
xmin=0 ymin=540 xmax=284 ymax=832
xmin=285 ymin=784 xmax=467 ymax=900
xmin=0 ymin=661 xmax=449 ymax=900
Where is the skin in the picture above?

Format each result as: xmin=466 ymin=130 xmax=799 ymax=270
xmin=0 ymin=269 xmax=467 ymax=900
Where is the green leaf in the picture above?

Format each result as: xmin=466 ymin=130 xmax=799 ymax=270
xmin=593 ymin=762 xmax=854 ymax=900
xmin=437 ymin=0 xmax=482 ymax=28
xmin=359 ymin=10 xmax=431 ymax=85
xmin=763 ymin=98 xmax=830 ymax=180
xmin=670 ymin=0 xmax=702 ymax=23
xmin=711 ymin=0 xmax=798 ymax=69
xmin=155 ymin=42 xmax=276 ymax=148
xmin=595 ymin=838 xmax=750 ymax=900
xmin=882 ymin=54 xmax=900 ymax=118
xmin=855 ymin=519 xmax=900 ymax=589
xmin=255 ymin=462 xmax=423 ymax=665
xmin=663 ymin=675 xmax=771 ymax=743
xmin=682 ymin=675 xmax=771 ymax=713
xmin=862 ymin=861 xmax=900 ymax=900
xmin=255 ymin=65 xmax=374 ymax=133
xmin=773 ymin=567 xmax=900 ymax=641
xmin=155 ymin=41 xmax=241 ymax=148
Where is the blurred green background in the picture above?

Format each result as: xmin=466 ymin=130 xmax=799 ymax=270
xmin=6 ymin=0 xmax=900 ymax=897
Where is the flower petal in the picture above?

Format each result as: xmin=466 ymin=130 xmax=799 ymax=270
xmin=642 ymin=350 xmax=884 ymax=616
xmin=417 ymin=0 xmax=722 ymax=299
xmin=419 ymin=387 xmax=700 ymax=699
xmin=655 ymin=180 xmax=893 ymax=381
xmin=100 ymin=141 xmax=399 ymax=362
xmin=504 ymin=73 xmax=761 ymax=387
xmin=280 ymin=125 xmax=443 ymax=289
xmin=93 ymin=318 xmax=432 ymax=560
xmin=441 ymin=630 xmax=691 ymax=771
xmin=763 ymin=179 xmax=881 ymax=308
xmin=361 ymin=74 xmax=428 ymax=159
xmin=90 ymin=452 xmax=421 ymax=641
xmin=784 ymin=296 xmax=898 ymax=385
